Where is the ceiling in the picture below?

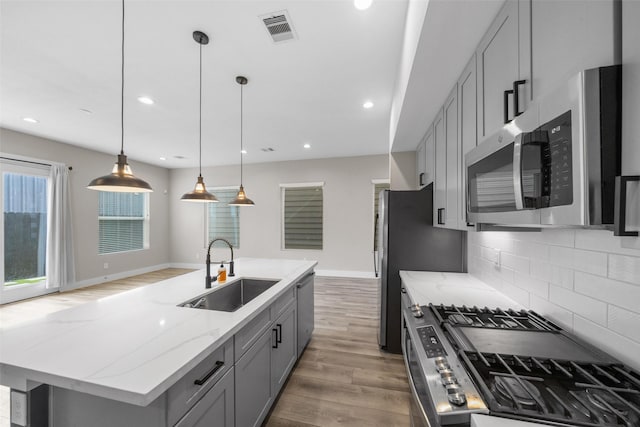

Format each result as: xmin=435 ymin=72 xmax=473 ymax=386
xmin=1 ymin=0 xmax=503 ymax=169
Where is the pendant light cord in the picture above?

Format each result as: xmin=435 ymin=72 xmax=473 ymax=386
xmin=240 ymin=83 xmax=243 ymax=186
xmin=198 ymin=40 xmax=203 ymax=177
xmin=120 ymin=0 xmax=125 ymax=155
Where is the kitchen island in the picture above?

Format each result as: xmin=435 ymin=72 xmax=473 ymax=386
xmin=0 ymin=258 xmax=316 ymax=427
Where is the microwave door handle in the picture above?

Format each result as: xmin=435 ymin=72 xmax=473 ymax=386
xmin=513 ymin=133 xmax=524 ymax=210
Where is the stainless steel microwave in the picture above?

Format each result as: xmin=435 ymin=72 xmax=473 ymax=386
xmin=465 ymin=65 xmax=621 ymax=228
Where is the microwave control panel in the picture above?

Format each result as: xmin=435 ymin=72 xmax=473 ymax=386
xmin=541 ymin=110 xmax=573 ymax=206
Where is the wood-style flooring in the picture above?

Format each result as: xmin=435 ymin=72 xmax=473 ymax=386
xmin=0 ymin=271 xmax=410 ymax=427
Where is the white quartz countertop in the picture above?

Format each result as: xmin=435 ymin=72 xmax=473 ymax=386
xmin=399 ymin=270 xmax=522 ymax=309
xmin=0 ymin=258 xmax=316 ymax=406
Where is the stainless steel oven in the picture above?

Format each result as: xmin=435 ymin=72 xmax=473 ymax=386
xmin=466 ymin=65 xmax=621 ymax=228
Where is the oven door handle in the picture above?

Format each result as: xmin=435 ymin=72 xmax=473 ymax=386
xmin=402 ymin=325 xmax=432 ymax=426
xmin=513 ymin=133 xmax=525 ymax=210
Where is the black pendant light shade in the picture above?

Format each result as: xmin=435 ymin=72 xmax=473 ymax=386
xmin=181 ymin=31 xmax=218 ymax=203
xmin=229 ymin=76 xmax=255 ymax=206
xmin=87 ymin=0 xmax=152 ymax=193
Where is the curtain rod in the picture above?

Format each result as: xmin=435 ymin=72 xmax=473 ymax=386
xmin=0 ymin=156 xmax=72 ymax=170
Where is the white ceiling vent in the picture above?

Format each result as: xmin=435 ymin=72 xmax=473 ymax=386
xmin=260 ymin=11 xmax=297 ymax=43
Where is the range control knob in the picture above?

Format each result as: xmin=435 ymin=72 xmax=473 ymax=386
xmin=439 ymin=369 xmax=458 ymax=386
xmin=446 ymin=384 xmax=467 ymax=406
xmin=434 ymin=357 xmax=450 ymax=372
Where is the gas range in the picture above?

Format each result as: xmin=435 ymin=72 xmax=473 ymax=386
xmin=401 ymin=296 xmax=640 ymax=427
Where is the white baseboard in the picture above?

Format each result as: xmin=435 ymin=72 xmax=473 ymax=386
xmin=63 ymin=263 xmax=172 ymax=292
xmin=315 ymin=269 xmax=376 ymax=279
xmin=169 ymin=263 xmax=203 ymax=270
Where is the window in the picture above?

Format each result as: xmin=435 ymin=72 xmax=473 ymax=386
xmin=373 ymin=181 xmax=390 ymax=251
xmin=281 ymin=183 xmax=323 ymax=250
xmin=99 ymin=192 xmax=148 ymax=254
xmin=2 ymin=167 xmax=49 ymax=287
xmin=206 ymin=187 xmax=240 ymax=248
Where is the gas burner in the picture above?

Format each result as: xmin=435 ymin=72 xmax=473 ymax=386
xmin=493 ymin=376 xmax=544 ymax=411
xmin=584 ymin=389 xmax=640 ymax=426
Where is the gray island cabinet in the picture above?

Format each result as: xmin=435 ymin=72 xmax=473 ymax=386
xmin=0 ymin=258 xmax=316 ymax=427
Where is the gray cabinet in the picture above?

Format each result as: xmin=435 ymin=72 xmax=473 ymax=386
xmin=297 ymin=272 xmax=314 ymax=358
xmin=531 ymin=0 xmax=619 ymax=101
xmin=235 ymin=325 xmax=274 ymax=427
xmin=457 ymin=54 xmax=477 ymax=228
xmin=175 ymin=367 xmax=234 ymax=427
xmin=416 ymin=139 xmax=426 ymax=189
xmin=433 ymin=109 xmax=446 ymax=227
xmin=444 ymin=85 xmax=459 ymax=230
xmin=476 ymin=0 xmax=530 ymax=142
xmin=272 ymin=301 xmax=297 ymax=395
xmin=424 ymin=126 xmax=435 ymax=188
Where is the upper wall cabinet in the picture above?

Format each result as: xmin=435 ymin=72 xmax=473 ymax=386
xmin=425 ymin=126 xmax=435 ymax=189
xmin=476 ymin=0 xmax=530 ymax=142
xmin=457 ymin=55 xmax=477 ymax=229
xmin=444 ymin=85 xmax=459 ymax=230
xmin=530 ymin=0 xmax=620 ymax=100
xmin=416 ymin=138 xmax=426 ymax=189
xmin=433 ymin=109 xmax=446 ymax=226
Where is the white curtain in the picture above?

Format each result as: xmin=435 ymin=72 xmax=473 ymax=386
xmin=46 ymin=164 xmax=75 ymax=290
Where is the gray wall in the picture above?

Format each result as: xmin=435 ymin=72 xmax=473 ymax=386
xmin=1 ymin=128 xmax=171 ymax=285
xmin=170 ymin=154 xmax=389 ymax=274
xmin=389 ymin=151 xmax=416 ymax=190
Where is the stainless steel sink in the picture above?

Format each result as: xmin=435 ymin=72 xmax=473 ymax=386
xmin=180 ymin=278 xmax=280 ymax=312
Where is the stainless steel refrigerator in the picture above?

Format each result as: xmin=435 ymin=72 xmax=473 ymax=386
xmin=377 ymin=184 xmax=466 ymax=354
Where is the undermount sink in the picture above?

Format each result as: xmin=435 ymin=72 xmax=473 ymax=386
xmin=180 ymin=278 xmax=280 ymax=312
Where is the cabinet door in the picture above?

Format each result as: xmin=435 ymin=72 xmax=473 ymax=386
xmin=297 ymin=274 xmax=314 ymax=358
xmin=416 ymin=139 xmax=427 ymax=189
xmin=531 ymin=0 xmax=619 ymax=99
xmin=476 ymin=0 xmax=521 ymax=141
xmin=175 ymin=367 xmax=235 ymax=427
xmin=458 ymin=54 xmax=477 ymax=228
xmin=444 ymin=85 xmax=459 ymax=230
xmin=424 ymin=126 xmax=435 ymax=187
xmin=235 ymin=328 xmax=273 ymax=427
xmin=433 ymin=109 xmax=446 ymax=227
xmin=272 ymin=301 xmax=297 ymax=395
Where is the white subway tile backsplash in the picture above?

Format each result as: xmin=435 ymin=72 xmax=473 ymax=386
xmin=501 ymin=252 xmax=529 ymax=274
xmin=574 ymin=272 xmax=640 ymax=314
xmin=529 ymin=294 xmax=574 ymax=331
xmin=608 ymin=306 xmax=640 ymax=343
xmin=515 ymin=241 xmax=549 ymax=260
xmin=534 ymin=229 xmax=575 ymax=247
xmin=550 ymin=265 xmax=574 ymax=289
xmin=576 ymin=229 xmax=640 ymax=256
xmin=574 ymin=315 xmax=640 ymax=371
xmin=549 ymin=285 xmax=607 ymax=326
xmin=608 ymin=254 xmax=640 ymax=285
xmin=468 ymin=227 xmax=640 ymax=371
xmin=515 ymin=273 xmax=549 ymax=299
xmin=530 ymin=259 xmax=551 ymax=282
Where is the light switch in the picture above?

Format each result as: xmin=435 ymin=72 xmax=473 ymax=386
xmin=10 ymin=390 xmax=27 ymax=426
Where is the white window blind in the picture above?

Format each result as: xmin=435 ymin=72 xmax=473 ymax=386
xmin=282 ymin=184 xmax=323 ymax=250
xmin=99 ymin=192 xmax=148 ymax=254
xmin=207 ymin=188 xmax=240 ymax=248
xmin=373 ymin=182 xmax=389 ymax=251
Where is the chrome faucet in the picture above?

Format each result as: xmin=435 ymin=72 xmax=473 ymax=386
xmin=206 ymin=238 xmax=235 ymax=288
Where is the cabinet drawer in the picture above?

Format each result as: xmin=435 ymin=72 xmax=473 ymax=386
xmin=234 ymin=306 xmax=272 ymax=361
xmin=174 ymin=367 xmax=235 ymax=427
xmin=271 ymin=286 xmax=296 ymax=320
xmin=167 ymin=338 xmax=233 ymax=426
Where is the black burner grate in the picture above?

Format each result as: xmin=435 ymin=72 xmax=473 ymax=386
xmin=461 ymin=351 xmax=640 ymax=426
xmin=430 ymin=303 xmax=561 ymax=331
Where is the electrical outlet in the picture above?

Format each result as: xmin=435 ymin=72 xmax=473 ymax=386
xmin=10 ymin=390 xmax=27 ymax=426
xmin=103 ymin=262 xmax=109 ymax=269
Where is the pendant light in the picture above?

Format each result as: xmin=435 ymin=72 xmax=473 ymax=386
xmin=87 ymin=0 xmax=152 ymax=193
xmin=229 ymin=76 xmax=255 ymax=206
xmin=181 ymin=31 xmax=218 ymax=202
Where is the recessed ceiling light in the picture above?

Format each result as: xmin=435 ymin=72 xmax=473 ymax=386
xmin=354 ymin=0 xmax=372 ymax=10
xmin=159 ymin=157 xmax=167 ymax=161
xmin=363 ymin=101 xmax=374 ymax=109
xmin=303 ymin=143 xmax=311 ymax=149
xmin=137 ymin=96 xmax=154 ymax=105
xmin=22 ymin=117 xmax=39 ymax=123
xmin=241 ymin=149 xmax=247 ymax=154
